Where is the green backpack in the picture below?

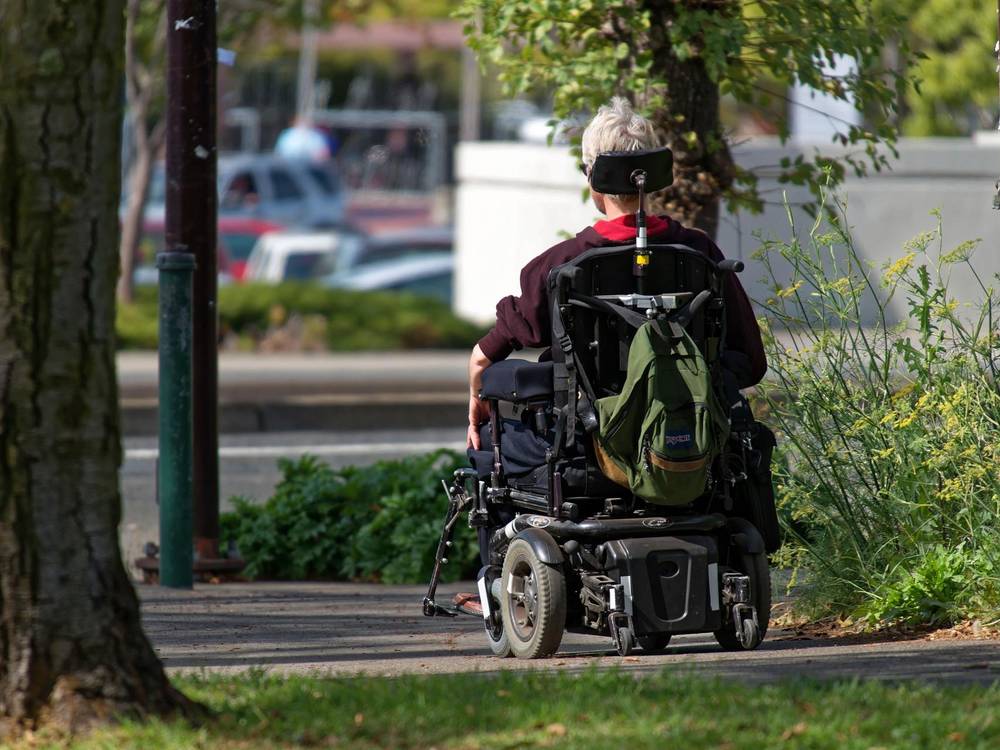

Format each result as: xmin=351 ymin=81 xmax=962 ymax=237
xmin=594 ymin=321 xmax=729 ymax=505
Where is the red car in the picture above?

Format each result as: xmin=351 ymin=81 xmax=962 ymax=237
xmin=218 ymin=217 xmax=285 ymax=281
xmin=135 ymin=217 xmax=284 ymax=283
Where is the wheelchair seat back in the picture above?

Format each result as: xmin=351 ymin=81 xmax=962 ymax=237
xmin=548 ymin=242 xmax=727 ymax=401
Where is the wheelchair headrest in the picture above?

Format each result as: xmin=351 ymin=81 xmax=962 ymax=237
xmin=589 ymin=147 xmax=673 ymax=195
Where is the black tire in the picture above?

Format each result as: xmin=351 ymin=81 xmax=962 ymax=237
xmin=616 ymin=626 xmax=635 ymax=656
xmin=485 ymin=615 xmax=512 ymax=658
xmin=500 ymin=538 xmax=566 ymax=659
xmin=637 ymin=633 xmax=672 ymax=653
xmin=714 ymin=517 xmax=771 ymax=651
xmin=483 ymin=571 xmax=512 ymax=657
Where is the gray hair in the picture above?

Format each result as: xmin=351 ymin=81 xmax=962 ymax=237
xmin=580 ymin=97 xmax=659 ymax=200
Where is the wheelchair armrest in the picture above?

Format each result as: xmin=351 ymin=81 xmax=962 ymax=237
xmin=480 ymin=360 xmax=554 ymax=402
xmin=717 ymin=258 xmax=744 ymax=273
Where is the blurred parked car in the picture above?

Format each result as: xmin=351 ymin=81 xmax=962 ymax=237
xmin=244 ymin=229 xmax=366 ymax=282
xmin=136 ymin=154 xmax=346 ymax=228
xmin=218 ymin=217 xmax=285 ymax=281
xmin=351 ymin=226 xmax=452 ymax=268
xmin=133 ymin=219 xmax=233 ymax=286
xmin=322 ymin=253 xmax=454 ymax=305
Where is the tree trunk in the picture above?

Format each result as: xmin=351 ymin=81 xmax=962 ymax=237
xmin=118 ymin=128 xmax=163 ymax=304
xmin=0 ymin=0 xmax=199 ymax=733
xmin=641 ymin=0 xmax=736 ymax=240
xmin=119 ymin=150 xmax=150 ymax=304
xmin=119 ymin=0 xmax=166 ymax=305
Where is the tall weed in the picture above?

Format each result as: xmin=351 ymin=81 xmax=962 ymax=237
xmin=757 ymin=200 xmax=1000 ymax=627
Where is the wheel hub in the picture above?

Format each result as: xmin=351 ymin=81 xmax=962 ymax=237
xmin=507 ymin=564 xmax=538 ymax=639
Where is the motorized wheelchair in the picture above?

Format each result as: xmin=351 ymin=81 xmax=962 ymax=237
xmin=423 ymin=147 xmax=780 ymax=659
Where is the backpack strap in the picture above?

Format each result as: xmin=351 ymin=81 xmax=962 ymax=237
xmin=550 ymin=293 xmax=579 ymax=447
xmin=568 ymin=291 xmax=681 ymax=341
xmin=569 ymin=289 xmax=714 ymax=344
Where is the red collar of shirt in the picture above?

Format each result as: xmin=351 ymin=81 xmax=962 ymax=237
xmin=592 ymin=213 xmax=670 ymax=242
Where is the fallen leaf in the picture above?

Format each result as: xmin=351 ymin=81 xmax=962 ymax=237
xmin=781 ymin=722 xmax=808 ymax=741
xmin=947 ymin=732 xmax=965 ymax=742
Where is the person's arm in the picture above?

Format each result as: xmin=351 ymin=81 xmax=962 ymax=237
xmin=721 ymin=273 xmax=767 ymax=386
xmin=476 ymin=247 xmax=561 ymax=364
xmin=686 ymin=228 xmax=767 ymax=387
xmin=467 ymin=343 xmax=492 ymax=449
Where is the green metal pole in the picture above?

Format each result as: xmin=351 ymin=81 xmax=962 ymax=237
xmin=157 ymin=251 xmax=196 ymax=589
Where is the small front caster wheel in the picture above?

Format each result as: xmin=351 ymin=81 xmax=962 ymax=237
xmin=616 ymin=626 xmax=635 ymax=656
xmin=485 ymin=612 xmax=512 ymax=658
xmin=714 ymin=517 xmax=771 ymax=652
xmin=740 ymin=617 xmax=761 ymax=649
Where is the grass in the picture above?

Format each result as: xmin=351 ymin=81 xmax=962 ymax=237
xmin=19 ymin=670 xmax=1000 ymax=749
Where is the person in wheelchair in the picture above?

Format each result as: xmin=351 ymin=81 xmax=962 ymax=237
xmin=428 ymin=97 xmax=780 ymax=659
xmin=452 ymin=98 xmax=768 ymax=619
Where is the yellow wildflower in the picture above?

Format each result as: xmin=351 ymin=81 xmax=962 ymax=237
xmin=882 ymin=252 xmax=917 ymax=283
xmin=827 ymin=277 xmax=854 ymax=295
xmin=776 ymin=280 xmax=804 ymax=298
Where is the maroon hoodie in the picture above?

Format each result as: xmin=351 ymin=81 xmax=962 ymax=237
xmin=477 ymin=214 xmax=767 ymax=386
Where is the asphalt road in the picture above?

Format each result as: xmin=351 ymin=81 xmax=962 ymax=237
xmin=140 ymin=581 xmax=1000 ymax=683
xmin=120 ymin=427 xmax=466 ymax=569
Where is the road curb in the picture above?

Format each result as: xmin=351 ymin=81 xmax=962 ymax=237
xmin=121 ymin=396 xmax=468 ymax=436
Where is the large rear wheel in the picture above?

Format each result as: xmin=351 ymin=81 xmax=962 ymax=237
xmin=500 ymin=539 xmax=566 ymax=659
xmin=637 ymin=633 xmax=672 ymax=653
xmin=714 ymin=517 xmax=771 ymax=651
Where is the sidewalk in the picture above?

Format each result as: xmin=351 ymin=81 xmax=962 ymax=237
xmin=118 ymin=351 xmax=471 ymax=435
xmin=140 ymin=581 xmax=1000 ymax=681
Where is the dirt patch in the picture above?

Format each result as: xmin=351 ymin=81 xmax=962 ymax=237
xmin=774 ymin=615 xmax=1000 ymax=645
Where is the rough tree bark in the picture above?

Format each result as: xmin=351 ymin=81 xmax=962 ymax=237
xmin=640 ymin=0 xmax=737 ymax=239
xmin=0 ymin=0 xmax=198 ymax=733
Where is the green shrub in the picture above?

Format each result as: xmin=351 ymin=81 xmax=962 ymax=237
xmin=116 ymin=292 xmax=159 ymax=349
xmin=758 ymin=200 xmax=1000 ymax=627
xmin=220 ymin=450 xmax=480 ymax=584
xmin=221 ymin=283 xmax=485 ymax=351
xmin=116 ymin=283 xmax=487 ymax=351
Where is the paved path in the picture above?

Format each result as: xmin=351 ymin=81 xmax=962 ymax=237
xmin=140 ymin=582 xmax=1000 ymax=684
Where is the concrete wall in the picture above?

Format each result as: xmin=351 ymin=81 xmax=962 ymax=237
xmin=454 ymin=138 xmax=1000 ymax=325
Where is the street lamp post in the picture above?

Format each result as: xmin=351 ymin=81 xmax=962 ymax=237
xmin=162 ymin=0 xmax=220 ymax=582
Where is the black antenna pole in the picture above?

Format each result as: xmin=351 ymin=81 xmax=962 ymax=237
xmin=631 ymin=168 xmax=649 ymax=293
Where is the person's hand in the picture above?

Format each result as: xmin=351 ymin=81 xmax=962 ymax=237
xmin=467 ymin=394 xmax=490 ymax=449
xmin=467 ymin=343 xmax=493 ymax=449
